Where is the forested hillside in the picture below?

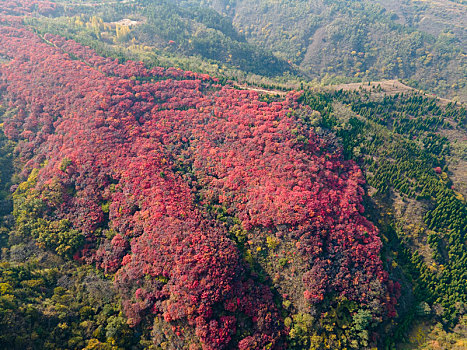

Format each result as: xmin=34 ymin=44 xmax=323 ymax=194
xmin=0 ymin=0 xmax=466 ymax=349
xmin=20 ymin=0 xmax=466 ymax=101
xmin=199 ymin=0 xmax=466 ymax=101
xmin=51 ymin=0 xmax=293 ymax=77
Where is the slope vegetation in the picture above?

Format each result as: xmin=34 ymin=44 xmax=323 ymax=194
xmin=0 ymin=3 xmax=397 ymax=349
xmin=200 ymin=0 xmax=466 ymax=101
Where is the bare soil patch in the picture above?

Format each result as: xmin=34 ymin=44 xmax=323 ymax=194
xmin=328 ymin=79 xmax=457 ymax=106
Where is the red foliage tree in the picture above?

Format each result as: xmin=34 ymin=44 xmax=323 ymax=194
xmin=0 ymin=5 xmax=398 ymax=347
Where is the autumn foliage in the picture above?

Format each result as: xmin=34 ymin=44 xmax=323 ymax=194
xmin=0 ymin=5 xmax=397 ymax=348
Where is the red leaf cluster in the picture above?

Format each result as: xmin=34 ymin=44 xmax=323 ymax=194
xmin=0 ymin=6 xmax=398 ymax=347
xmin=0 ymin=24 xmax=282 ymax=349
xmin=0 ymin=0 xmax=57 ymax=16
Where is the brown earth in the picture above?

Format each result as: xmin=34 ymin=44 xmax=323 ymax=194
xmin=327 ymin=79 xmax=457 ymax=106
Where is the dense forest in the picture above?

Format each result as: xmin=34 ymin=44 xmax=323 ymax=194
xmin=0 ymin=0 xmax=466 ymax=349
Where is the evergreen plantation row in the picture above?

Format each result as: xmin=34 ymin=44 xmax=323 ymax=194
xmin=299 ymin=89 xmax=467 ymax=339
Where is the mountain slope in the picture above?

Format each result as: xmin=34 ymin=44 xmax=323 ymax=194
xmin=0 ymin=5 xmax=397 ymax=348
xmin=0 ymin=1 xmax=466 ymax=349
xmin=196 ymin=0 xmax=466 ymax=101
